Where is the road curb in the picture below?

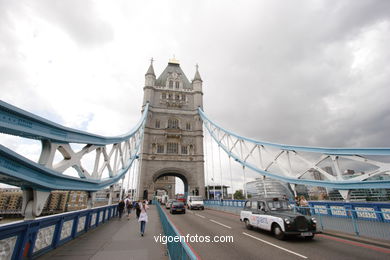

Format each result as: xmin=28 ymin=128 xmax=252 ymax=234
xmin=321 ymin=231 xmax=390 ymax=249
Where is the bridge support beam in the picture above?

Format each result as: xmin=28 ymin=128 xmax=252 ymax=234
xmin=339 ymin=190 xmax=351 ymax=202
xmin=21 ymin=189 xmax=50 ymax=220
xmin=108 ymin=185 xmax=114 ymax=205
xmin=87 ymin=192 xmax=96 ymax=209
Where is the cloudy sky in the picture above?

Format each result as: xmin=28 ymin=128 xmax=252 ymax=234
xmin=1 ymin=0 xmax=390 ymax=193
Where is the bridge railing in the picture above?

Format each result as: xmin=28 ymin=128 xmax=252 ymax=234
xmin=156 ymin=203 xmax=198 ymax=260
xmin=0 ymin=204 xmax=118 ymax=259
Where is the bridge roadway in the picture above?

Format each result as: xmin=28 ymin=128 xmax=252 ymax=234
xmin=164 ymin=207 xmax=390 ymax=260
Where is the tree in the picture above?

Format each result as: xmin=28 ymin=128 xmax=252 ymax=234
xmin=234 ymin=190 xmax=245 ymax=200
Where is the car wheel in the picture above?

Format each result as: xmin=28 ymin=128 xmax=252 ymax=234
xmin=244 ymin=219 xmax=253 ymax=230
xmin=273 ymin=224 xmax=285 ymax=240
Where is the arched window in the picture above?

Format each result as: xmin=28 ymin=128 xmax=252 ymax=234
xmin=167 ymin=143 xmax=178 ymax=154
xmin=181 ymin=145 xmax=188 ymax=155
xmin=168 ymin=118 xmax=179 ymax=129
xmin=175 ymin=81 xmax=180 ymax=89
xmin=157 ymin=144 xmax=164 ymax=153
xmin=169 ymin=80 xmax=173 ymax=89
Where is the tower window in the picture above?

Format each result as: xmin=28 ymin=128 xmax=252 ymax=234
xmin=168 ymin=118 xmax=179 ymax=129
xmin=181 ymin=146 xmax=188 ymax=155
xmin=157 ymin=144 xmax=164 ymax=153
xmin=175 ymin=81 xmax=180 ymax=89
xmin=155 ymin=120 xmax=160 ymax=128
xmin=169 ymin=80 xmax=173 ymax=89
xmin=186 ymin=122 xmax=191 ymax=130
xmin=167 ymin=143 xmax=178 ymax=154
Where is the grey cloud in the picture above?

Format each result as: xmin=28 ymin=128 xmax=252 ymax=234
xmin=29 ymin=0 xmax=114 ymax=46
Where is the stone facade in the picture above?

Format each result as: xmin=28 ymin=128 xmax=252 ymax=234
xmin=138 ymin=58 xmax=205 ymax=200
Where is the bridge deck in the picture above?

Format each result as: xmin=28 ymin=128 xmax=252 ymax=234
xmin=39 ymin=205 xmax=167 ymax=260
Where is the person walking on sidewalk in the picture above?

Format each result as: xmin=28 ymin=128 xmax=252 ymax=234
xmin=124 ymin=196 xmax=132 ymax=219
xmin=117 ymin=199 xmax=125 ymax=219
xmin=138 ymin=200 xmax=149 ymax=236
xmin=135 ymin=200 xmax=141 ymax=219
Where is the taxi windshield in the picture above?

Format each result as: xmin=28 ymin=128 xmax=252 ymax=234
xmin=267 ymin=201 xmax=290 ymax=211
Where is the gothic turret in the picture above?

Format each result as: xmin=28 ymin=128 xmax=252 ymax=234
xmin=143 ymin=58 xmax=155 ymax=105
xmin=145 ymin=58 xmax=156 ymax=87
xmin=192 ymin=64 xmax=203 ymax=108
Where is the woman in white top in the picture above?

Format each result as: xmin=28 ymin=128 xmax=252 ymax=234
xmin=138 ymin=201 xmax=149 ymax=236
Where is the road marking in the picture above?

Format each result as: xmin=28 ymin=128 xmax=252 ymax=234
xmin=195 ymin=214 xmax=206 ymax=219
xmin=209 ymin=219 xmax=232 ymax=229
xmin=242 ymin=232 xmax=307 ymax=259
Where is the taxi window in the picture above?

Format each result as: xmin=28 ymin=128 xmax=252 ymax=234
xmin=245 ymin=201 xmax=251 ymax=208
xmin=251 ymin=201 xmax=258 ymax=210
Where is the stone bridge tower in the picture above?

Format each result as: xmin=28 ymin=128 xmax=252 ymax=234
xmin=138 ymin=58 xmax=205 ymax=200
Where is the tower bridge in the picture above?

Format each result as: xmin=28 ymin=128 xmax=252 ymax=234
xmin=1 ymin=58 xmax=390 ymax=259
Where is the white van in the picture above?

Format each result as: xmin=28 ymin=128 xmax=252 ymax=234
xmin=187 ymin=196 xmax=204 ymax=210
xmin=161 ymin=195 xmax=169 ymax=205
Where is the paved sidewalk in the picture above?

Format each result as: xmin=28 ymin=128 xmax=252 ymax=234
xmin=39 ymin=205 xmax=168 ymax=260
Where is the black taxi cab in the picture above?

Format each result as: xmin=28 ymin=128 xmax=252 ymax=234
xmin=240 ymin=198 xmax=319 ymax=240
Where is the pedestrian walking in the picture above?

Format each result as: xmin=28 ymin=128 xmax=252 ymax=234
xmin=299 ymin=195 xmax=310 ymax=216
xmin=135 ymin=200 xmax=141 ymax=219
xmin=117 ymin=199 xmax=125 ymax=219
xmin=138 ymin=201 xmax=149 ymax=236
xmin=124 ymin=196 xmax=132 ymax=219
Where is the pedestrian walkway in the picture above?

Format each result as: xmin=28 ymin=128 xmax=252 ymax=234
xmin=39 ymin=205 xmax=168 ymax=260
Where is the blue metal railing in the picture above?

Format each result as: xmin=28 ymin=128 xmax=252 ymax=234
xmin=156 ymin=203 xmax=198 ymax=260
xmin=0 ymin=205 xmax=118 ymax=259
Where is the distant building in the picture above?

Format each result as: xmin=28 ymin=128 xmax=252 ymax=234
xmin=205 ymin=185 xmax=229 ymax=199
xmin=246 ymin=178 xmax=294 ymax=200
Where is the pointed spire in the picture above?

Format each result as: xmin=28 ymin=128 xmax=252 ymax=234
xmin=193 ymin=63 xmax=202 ymax=82
xmin=145 ymin=57 xmax=155 ymax=76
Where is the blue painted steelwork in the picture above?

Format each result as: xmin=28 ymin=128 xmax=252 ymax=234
xmin=0 ymin=101 xmax=147 ymax=145
xmin=198 ymin=108 xmax=390 ymax=156
xmin=198 ymin=108 xmax=390 ymax=189
xmin=0 ymin=144 xmax=139 ymax=191
xmin=0 ymin=101 xmax=148 ymax=191
xmin=0 ymin=204 xmax=118 ymax=259
xmin=156 ymin=203 xmax=198 ymax=260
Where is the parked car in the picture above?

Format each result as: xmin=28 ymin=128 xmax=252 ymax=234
xmin=240 ymin=198 xmax=319 ymax=240
xmin=165 ymin=199 xmax=175 ymax=209
xmin=170 ymin=201 xmax=186 ymax=214
xmin=187 ymin=196 xmax=204 ymax=210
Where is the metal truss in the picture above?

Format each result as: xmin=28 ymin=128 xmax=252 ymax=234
xmin=198 ymin=108 xmax=390 ymax=192
xmin=0 ymin=101 xmax=148 ymax=218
